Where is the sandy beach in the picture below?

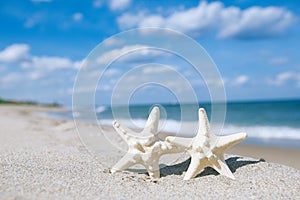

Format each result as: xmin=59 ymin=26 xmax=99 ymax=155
xmin=1 ymin=105 xmax=300 ymax=199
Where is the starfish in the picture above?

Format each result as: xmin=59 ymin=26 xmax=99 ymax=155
xmin=166 ymin=108 xmax=247 ymax=180
xmin=110 ymin=106 xmax=184 ymax=179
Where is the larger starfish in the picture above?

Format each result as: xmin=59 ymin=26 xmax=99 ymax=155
xmin=166 ymin=108 xmax=247 ymax=180
xmin=110 ymin=106 xmax=184 ymax=179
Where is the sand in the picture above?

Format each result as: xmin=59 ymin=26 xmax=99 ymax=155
xmin=0 ymin=105 xmax=300 ymax=199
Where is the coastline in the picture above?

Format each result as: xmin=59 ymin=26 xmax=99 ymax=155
xmin=1 ymin=104 xmax=299 ymax=199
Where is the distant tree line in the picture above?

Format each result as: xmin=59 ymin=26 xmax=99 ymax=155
xmin=0 ymin=97 xmax=60 ymax=107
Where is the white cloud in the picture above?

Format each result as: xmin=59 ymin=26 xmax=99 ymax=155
xmin=0 ymin=43 xmax=80 ymax=85
xmin=269 ymin=57 xmax=289 ymax=65
xmin=96 ymin=45 xmax=146 ymax=64
xmin=28 ymin=71 xmax=42 ymax=80
xmin=105 ymin=68 xmax=120 ymax=75
xmin=73 ymin=61 xmax=83 ymax=70
xmin=0 ymin=43 xmax=79 ymax=71
xmin=109 ymin=0 xmax=131 ymax=11
xmin=218 ymin=6 xmax=295 ymax=39
xmin=164 ymin=1 xmax=222 ymax=35
xmin=72 ymin=13 xmax=83 ymax=22
xmin=96 ymin=68 xmax=121 ymax=79
xmin=103 ymin=38 xmax=124 ymax=47
xmin=0 ymin=44 xmax=30 ymax=63
xmin=231 ymin=75 xmax=249 ymax=86
xmin=117 ymin=1 xmax=296 ymax=39
xmin=117 ymin=13 xmax=145 ymax=30
xmin=223 ymin=75 xmax=250 ymax=86
xmin=19 ymin=55 xmax=77 ymax=72
xmin=268 ymin=72 xmax=300 ymax=87
xmin=96 ymin=45 xmax=166 ymax=64
xmin=143 ymin=66 xmax=173 ymax=74
xmin=0 ymin=44 xmax=82 ymax=104
xmin=99 ymin=84 xmax=111 ymax=91
xmin=30 ymin=56 xmax=75 ymax=70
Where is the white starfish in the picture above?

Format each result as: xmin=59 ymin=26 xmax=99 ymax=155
xmin=110 ymin=106 xmax=184 ymax=179
xmin=166 ymin=108 xmax=247 ymax=180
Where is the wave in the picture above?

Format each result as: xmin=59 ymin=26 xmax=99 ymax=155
xmin=98 ymin=118 xmax=188 ymax=134
xmin=222 ymin=125 xmax=300 ymax=140
xmin=95 ymin=106 xmax=107 ymax=113
xmin=97 ymin=118 xmax=300 ymax=141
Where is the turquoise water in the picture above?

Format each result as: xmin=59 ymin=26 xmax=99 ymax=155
xmin=51 ymin=99 xmax=300 ymax=149
xmin=95 ymin=100 xmax=300 ymax=127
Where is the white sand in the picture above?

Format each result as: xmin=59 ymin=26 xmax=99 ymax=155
xmin=0 ymin=105 xmax=300 ymax=199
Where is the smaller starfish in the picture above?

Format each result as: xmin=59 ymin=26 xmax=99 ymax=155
xmin=166 ymin=108 xmax=247 ymax=180
xmin=111 ymin=106 xmax=184 ymax=179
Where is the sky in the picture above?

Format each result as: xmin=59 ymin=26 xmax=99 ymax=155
xmin=0 ymin=0 xmax=300 ymax=106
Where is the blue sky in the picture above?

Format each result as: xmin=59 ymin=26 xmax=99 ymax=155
xmin=0 ymin=0 xmax=300 ymax=105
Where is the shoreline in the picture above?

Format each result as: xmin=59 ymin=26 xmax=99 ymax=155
xmin=1 ymin=104 xmax=300 ymax=199
xmin=46 ymin=107 xmax=300 ymax=151
xmin=44 ymin=105 xmax=300 ymax=169
xmin=13 ymin=104 xmax=300 ymax=170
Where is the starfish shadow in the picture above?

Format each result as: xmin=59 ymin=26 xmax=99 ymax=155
xmin=159 ymin=156 xmax=265 ymax=178
xmin=126 ymin=167 xmax=148 ymax=174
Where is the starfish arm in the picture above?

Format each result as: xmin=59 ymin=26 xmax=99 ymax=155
xmin=165 ymin=136 xmax=193 ymax=149
xmin=209 ymin=157 xmax=235 ymax=180
xmin=196 ymin=108 xmax=211 ymax=137
xmin=142 ymin=106 xmax=160 ymax=135
xmin=111 ymin=152 xmax=137 ymax=174
xmin=144 ymin=158 xmax=160 ymax=179
xmin=215 ymin=152 xmax=225 ymax=162
xmin=159 ymin=140 xmax=187 ymax=154
xmin=215 ymin=132 xmax=247 ymax=153
xmin=184 ymin=155 xmax=205 ymax=180
xmin=113 ymin=120 xmax=137 ymax=142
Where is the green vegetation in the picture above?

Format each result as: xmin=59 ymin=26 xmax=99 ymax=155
xmin=0 ymin=97 xmax=60 ymax=107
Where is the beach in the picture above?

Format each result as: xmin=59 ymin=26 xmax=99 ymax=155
xmin=1 ymin=105 xmax=300 ymax=199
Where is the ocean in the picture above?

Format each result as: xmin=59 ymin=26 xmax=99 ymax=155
xmin=50 ymin=99 xmax=300 ymax=150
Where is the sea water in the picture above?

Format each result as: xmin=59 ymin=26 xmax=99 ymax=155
xmin=51 ymin=99 xmax=300 ymax=149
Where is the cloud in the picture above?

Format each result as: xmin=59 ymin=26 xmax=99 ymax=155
xmin=103 ymin=38 xmax=124 ymax=47
xmin=0 ymin=44 xmax=29 ymax=63
xmin=269 ymin=56 xmax=289 ymax=65
xmin=0 ymin=43 xmax=79 ymax=71
xmin=26 ymin=56 xmax=76 ymax=70
xmin=117 ymin=13 xmax=145 ymax=30
xmin=109 ymin=0 xmax=131 ymax=11
xmin=143 ymin=66 xmax=173 ymax=74
xmin=225 ymin=75 xmax=249 ymax=87
xmin=117 ymin=1 xmax=296 ymax=39
xmin=268 ymin=72 xmax=300 ymax=87
xmin=96 ymin=45 xmax=167 ymax=64
xmin=218 ymin=6 xmax=295 ymax=39
xmin=96 ymin=45 xmax=146 ymax=64
xmin=0 ymin=44 xmax=82 ymax=104
xmin=0 ymin=43 xmax=80 ymax=86
xmin=0 ymin=66 xmax=5 ymax=73
xmin=72 ymin=13 xmax=83 ymax=22
xmin=105 ymin=68 xmax=119 ymax=75
xmin=232 ymin=75 xmax=249 ymax=86
xmin=0 ymin=73 xmax=23 ymax=85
